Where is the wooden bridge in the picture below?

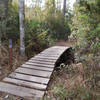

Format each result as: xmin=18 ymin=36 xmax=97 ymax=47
xmin=0 ymin=46 xmax=72 ymax=99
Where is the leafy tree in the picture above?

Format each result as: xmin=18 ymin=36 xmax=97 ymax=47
xmin=72 ymin=0 xmax=100 ymax=54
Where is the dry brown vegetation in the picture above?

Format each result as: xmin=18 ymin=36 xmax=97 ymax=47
xmin=0 ymin=45 xmax=27 ymax=81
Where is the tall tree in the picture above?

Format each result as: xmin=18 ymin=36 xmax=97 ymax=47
xmin=62 ymin=0 xmax=66 ymax=24
xmin=19 ymin=0 xmax=25 ymax=56
xmin=4 ymin=0 xmax=8 ymax=17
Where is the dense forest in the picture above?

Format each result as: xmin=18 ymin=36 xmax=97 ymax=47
xmin=0 ymin=0 xmax=100 ymax=100
xmin=0 ymin=0 xmax=71 ymax=57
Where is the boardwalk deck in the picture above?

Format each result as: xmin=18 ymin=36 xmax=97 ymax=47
xmin=0 ymin=46 xmax=71 ymax=99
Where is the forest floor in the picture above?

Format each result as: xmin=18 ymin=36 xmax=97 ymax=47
xmin=0 ymin=40 xmax=99 ymax=100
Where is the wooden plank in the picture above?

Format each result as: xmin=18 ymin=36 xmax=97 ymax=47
xmin=30 ymin=58 xmax=56 ymax=62
xmin=40 ymin=50 xmax=63 ymax=53
xmin=39 ymin=51 xmax=59 ymax=56
xmin=41 ymin=49 xmax=65 ymax=52
xmin=40 ymin=51 xmax=64 ymax=55
xmin=36 ymin=54 xmax=59 ymax=57
xmin=15 ymin=68 xmax=52 ymax=78
xmin=25 ymin=62 xmax=54 ymax=68
xmin=28 ymin=60 xmax=55 ymax=65
xmin=43 ymin=46 xmax=68 ymax=51
xmin=34 ymin=56 xmax=58 ymax=60
xmin=34 ymin=56 xmax=59 ymax=61
xmin=3 ymin=77 xmax=47 ymax=91
xmin=41 ymin=48 xmax=68 ymax=53
xmin=21 ymin=64 xmax=53 ymax=72
xmin=0 ymin=82 xmax=44 ymax=98
xmin=9 ymin=73 xmax=49 ymax=84
xmin=51 ymin=46 xmax=69 ymax=49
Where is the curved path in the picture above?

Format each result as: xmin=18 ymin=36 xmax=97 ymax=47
xmin=0 ymin=46 xmax=71 ymax=99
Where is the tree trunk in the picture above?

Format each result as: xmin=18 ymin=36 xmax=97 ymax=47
xmin=52 ymin=0 xmax=55 ymax=13
xmin=62 ymin=0 xmax=66 ymax=24
xmin=0 ymin=37 xmax=1 ymax=55
xmin=19 ymin=0 xmax=25 ymax=56
xmin=4 ymin=0 xmax=8 ymax=17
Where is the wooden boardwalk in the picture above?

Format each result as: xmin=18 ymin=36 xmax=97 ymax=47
xmin=0 ymin=46 xmax=70 ymax=99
